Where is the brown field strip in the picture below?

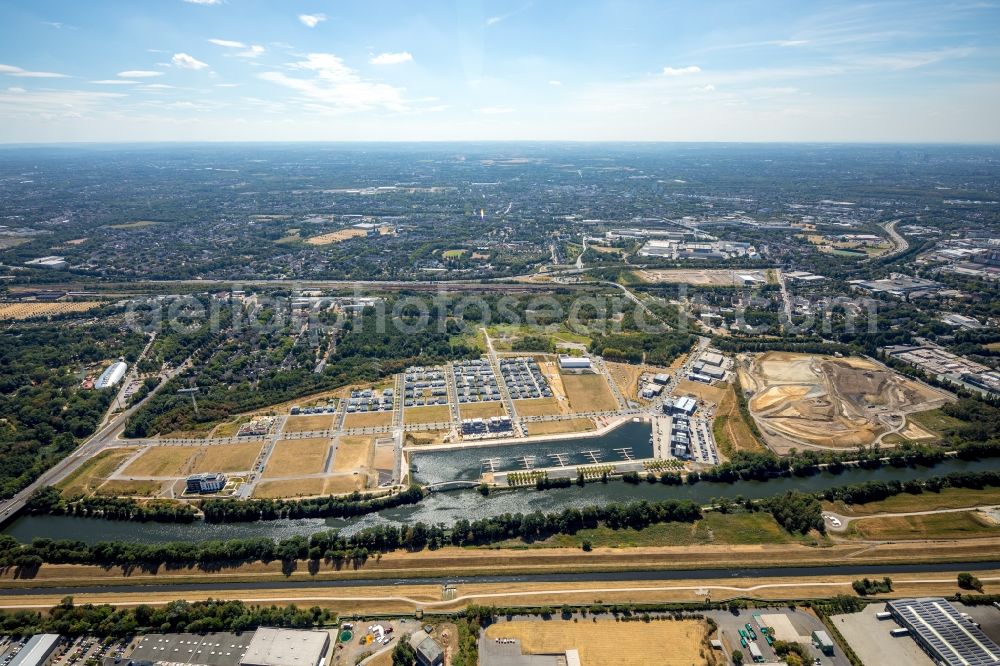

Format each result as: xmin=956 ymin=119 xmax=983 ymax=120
xmin=484 ymin=619 xmax=712 ymax=666
xmin=459 ymin=402 xmax=505 ymax=419
xmin=306 ymin=228 xmax=367 ymax=245
xmin=847 ymin=511 xmax=1000 ymax=541
xmin=263 ymin=438 xmax=330 ymax=477
xmin=332 ymin=436 xmax=373 ymax=472
xmin=95 ymin=479 xmax=163 ymax=496
xmin=343 ymin=411 xmax=393 ymax=428
xmin=404 ymin=405 xmax=451 ymax=424
xmin=0 ymin=302 xmax=101 ymax=320
xmin=561 ymin=373 xmax=618 ymax=412
xmin=282 ymin=414 xmax=334 ymax=433
xmin=122 ymin=447 xmax=198 ymax=477
xmin=253 ymin=478 xmax=325 ymax=499
xmin=58 ymin=448 xmax=138 ymax=497
xmin=526 ymin=418 xmax=595 ymax=436
xmin=513 ymin=397 xmax=562 ymax=417
xmin=188 ymin=442 xmax=264 ymax=473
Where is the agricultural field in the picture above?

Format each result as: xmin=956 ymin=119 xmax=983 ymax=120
xmin=188 ymin=442 xmax=263 ymax=474
xmin=107 ymin=220 xmax=158 ymax=229
xmin=483 ymin=619 xmax=715 ymax=666
xmin=739 ymin=352 xmax=951 ymax=452
xmin=561 ymin=373 xmax=618 ymax=412
xmin=526 ymin=418 xmax=595 ymax=436
xmin=263 ymin=438 xmax=331 ymax=477
xmin=404 ymin=405 xmax=451 ymax=425
xmin=283 ymin=414 xmax=335 ymax=433
xmin=57 ymin=448 xmax=138 ymax=497
xmin=306 ymin=228 xmax=368 ymax=245
xmin=0 ymin=301 xmax=101 ymax=320
xmin=633 ymin=268 xmax=771 ymax=286
xmin=343 ymin=411 xmax=393 ymax=429
xmin=459 ymin=401 xmax=506 ymax=419
xmin=332 ymin=436 xmax=373 ymax=472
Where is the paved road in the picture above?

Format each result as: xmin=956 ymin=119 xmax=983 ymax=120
xmin=2 ymin=561 xmax=998 ymax=599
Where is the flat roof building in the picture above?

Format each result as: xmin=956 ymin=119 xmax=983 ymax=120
xmin=9 ymin=634 xmax=61 ymax=666
xmin=886 ymin=597 xmax=1000 ymax=666
xmin=240 ymin=628 xmax=330 ymax=666
xmin=700 ymin=352 xmax=724 ymax=366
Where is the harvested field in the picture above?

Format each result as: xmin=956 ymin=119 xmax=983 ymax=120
xmin=306 ymin=228 xmax=367 ymax=245
xmin=561 ymin=373 xmax=618 ymax=412
xmin=95 ymin=479 xmax=162 ymax=497
xmin=283 ymin=414 xmax=334 ymax=433
xmin=635 ymin=268 xmax=770 ymax=286
xmin=263 ymin=438 xmax=331 ymax=477
xmin=404 ymin=405 xmax=451 ymax=425
xmin=122 ymin=446 xmax=198 ymax=477
xmin=332 ymin=436 xmax=373 ymax=472
xmin=344 ymin=411 xmax=393 ymax=429
xmin=459 ymin=402 xmax=505 ymax=419
xmin=188 ymin=442 xmax=263 ymax=474
xmin=513 ymin=397 xmax=562 ymax=417
xmin=484 ymin=619 xmax=713 ymax=666
xmin=0 ymin=301 xmax=100 ymax=320
xmin=742 ymin=351 xmax=952 ymax=452
xmin=847 ymin=511 xmax=1000 ymax=541
xmin=526 ymin=418 xmax=595 ymax=436
xmin=253 ymin=478 xmax=325 ymax=499
xmin=58 ymin=448 xmax=139 ymax=497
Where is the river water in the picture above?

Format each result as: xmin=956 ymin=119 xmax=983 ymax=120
xmin=6 ymin=454 xmax=998 ymax=545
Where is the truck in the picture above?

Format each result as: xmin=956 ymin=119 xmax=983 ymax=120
xmin=890 ymin=628 xmax=910 ymax=637
xmin=748 ymin=642 xmax=764 ymax=663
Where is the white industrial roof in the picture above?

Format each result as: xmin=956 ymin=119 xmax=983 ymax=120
xmin=240 ymin=628 xmax=328 ymax=666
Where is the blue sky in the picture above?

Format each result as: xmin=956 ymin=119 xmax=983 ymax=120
xmin=0 ymin=0 xmax=998 ymax=142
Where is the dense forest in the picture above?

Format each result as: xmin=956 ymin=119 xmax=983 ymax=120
xmin=0 ymin=323 xmax=146 ymax=498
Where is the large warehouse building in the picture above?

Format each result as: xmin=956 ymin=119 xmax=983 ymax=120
xmin=886 ymin=597 xmax=1000 ymax=666
xmin=95 ymin=360 xmax=128 ymax=389
xmin=240 ymin=628 xmax=330 ymax=666
xmin=8 ymin=634 xmax=61 ymax=666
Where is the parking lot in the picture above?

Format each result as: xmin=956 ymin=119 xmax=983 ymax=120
xmin=708 ymin=607 xmax=851 ymax=666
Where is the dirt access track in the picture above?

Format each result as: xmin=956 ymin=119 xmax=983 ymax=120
xmin=739 ymin=351 xmax=952 ymax=453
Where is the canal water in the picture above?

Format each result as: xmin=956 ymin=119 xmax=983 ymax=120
xmin=6 ymin=455 xmax=999 ymax=545
xmin=411 ymin=420 xmax=653 ymax=483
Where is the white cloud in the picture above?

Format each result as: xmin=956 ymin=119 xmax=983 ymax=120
xmin=662 ymin=65 xmax=702 ymax=77
xmin=182 ymin=0 xmax=222 ymax=4
xmin=7 ymin=86 xmax=25 ymax=93
xmin=548 ymin=80 xmax=562 ymax=86
xmin=208 ymin=38 xmax=246 ymax=48
xmin=369 ymin=52 xmax=413 ymax=65
xmin=171 ymin=53 xmax=209 ymax=70
xmin=210 ymin=39 xmax=265 ymax=58
xmin=778 ymin=40 xmax=810 ymax=47
xmin=298 ymin=13 xmax=326 ymax=28
xmin=259 ymin=52 xmax=407 ymax=113
xmin=117 ymin=70 xmax=162 ymax=78
xmin=486 ymin=3 xmax=533 ymax=27
xmin=700 ymin=84 xmax=716 ymax=92
xmin=92 ymin=79 xmax=138 ymax=85
xmin=0 ymin=63 xmax=69 ymax=78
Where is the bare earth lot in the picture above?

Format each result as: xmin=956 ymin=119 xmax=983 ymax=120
xmin=282 ymin=414 xmax=334 ymax=433
xmin=513 ymin=397 xmax=563 ymax=417
xmin=459 ymin=402 xmax=506 ymax=419
xmin=189 ymin=442 xmax=263 ymax=473
xmin=484 ymin=619 xmax=714 ymax=666
xmin=343 ymin=411 xmax=393 ymax=428
xmin=634 ymin=268 xmax=771 ymax=286
xmin=740 ymin=351 xmax=951 ymax=452
xmin=526 ymin=418 xmax=595 ymax=436
xmin=561 ymin=372 xmax=618 ymax=412
xmin=58 ymin=448 xmax=138 ymax=497
xmin=332 ymin=436 xmax=373 ymax=473
xmin=263 ymin=438 xmax=331 ymax=477
xmin=404 ymin=405 xmax=451 ymax=425
xmin=122 ymin=446 xmax=198 ymax=477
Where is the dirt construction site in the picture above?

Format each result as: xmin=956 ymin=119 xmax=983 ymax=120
xmin=738 ymin=352 xmax=953 ymax=452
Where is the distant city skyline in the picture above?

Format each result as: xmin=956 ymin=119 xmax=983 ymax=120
xmin=0 ymin=0 xmax=999 ymax=143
